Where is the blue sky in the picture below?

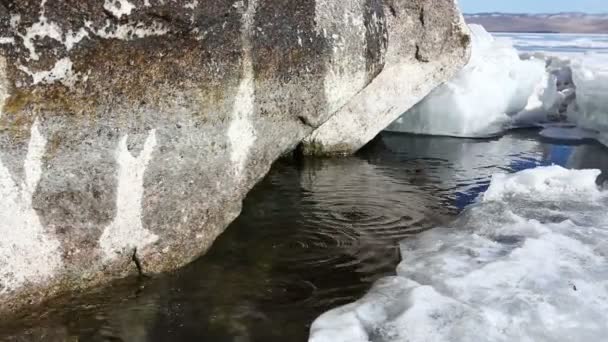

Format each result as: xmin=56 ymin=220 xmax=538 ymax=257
xmin=460 ymin=0 xmax=607 ymax=14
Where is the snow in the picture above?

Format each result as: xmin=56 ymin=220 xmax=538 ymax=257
xmin=309 ymin=166 xmax=608 ymax=342
xmin=385 ymin=25 xmax=546 ymax=137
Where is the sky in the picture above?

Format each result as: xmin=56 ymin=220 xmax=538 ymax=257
xmin=460 ymin=0 xmax=607 ymax=14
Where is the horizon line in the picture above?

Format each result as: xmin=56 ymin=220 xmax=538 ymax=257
xmin=464 ymin=11 xmax=608 ymax=15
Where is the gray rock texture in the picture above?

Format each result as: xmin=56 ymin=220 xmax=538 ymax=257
xmin=0 ymin=0 xmax=469 ymax=316
xmin=302 ymin=0 xmax=471 ymax=155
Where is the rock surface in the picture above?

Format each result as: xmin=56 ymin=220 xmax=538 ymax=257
xmin=0 ymin=0 xmax=469 ymax=316
xmin=302 ymin=0 xmax=470 ymax=155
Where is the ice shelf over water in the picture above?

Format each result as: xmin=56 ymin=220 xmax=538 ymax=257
xmin=309 ymin=166 xmax=608 ymax=342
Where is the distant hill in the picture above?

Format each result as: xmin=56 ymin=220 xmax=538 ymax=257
xmin=465 ymin=13 xmax=608 ymax=34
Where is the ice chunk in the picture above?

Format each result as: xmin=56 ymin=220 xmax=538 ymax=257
xmin=571 ymin=54 xmax=608 ymax=134
xmin=483 ymin=165 xmax=601 ymax=201
xmin=386 ymin=25 xmax=546 ymax=137
xmin=309 ymin=166 xmax=608 ymax=342
xmin=497 ymin=52 xmax=578 ymax=129
xmin=476 ymin=33 xmax=608 ymax=145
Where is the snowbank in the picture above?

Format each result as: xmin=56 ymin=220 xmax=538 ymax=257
xmin=386 ymin=25 xmax=547 ymax=137
xmin=309 ymin=166 xmax=608 ymax=342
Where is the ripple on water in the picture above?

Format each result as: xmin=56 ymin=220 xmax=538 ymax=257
xmin=261 ymin=157 xmax=458 ymax=311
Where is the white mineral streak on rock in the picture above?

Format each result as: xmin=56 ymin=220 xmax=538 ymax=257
xmin=20 ymin=3 xmax=88 ymax=55
xmin=64 ymin=28 xmax=90 ymax=51
xmin=15 ymin=0 xmax=84 ymax=85
xmin=18 ymin=57 xmax=78 ymax=86
xmin=103 ymin=0 xmax=136 ymax=19
xmin=19 ymin=0 xmax=164 ymax=58
xmin=10 ymin=14 xmax=20 ymax=29
xmin=228 ymin=0 xmax=257 ymax=177
xmin=99 ymin=130 xmax=159 ymax=260
xmin=315 ymin=0 xmax=368 ymax=114
xmin=20 ymin=0 xmax=62 ymax=60
xmin=0 ymin=120 xmax=62 ymax=294
xmin=14 ymin=0 xmax=167 ymax=85
xmin=184 ymin=0 xmax=199 ymax=10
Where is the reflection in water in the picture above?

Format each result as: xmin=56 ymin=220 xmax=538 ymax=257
xmin=2 ymin=130 xmax=608 ymax=341
xmin=378 ymin=131 xmax=545 ymax=209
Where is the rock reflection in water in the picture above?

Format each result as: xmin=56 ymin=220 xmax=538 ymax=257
xmin=2 ymin=131 xmax=608 ymax=342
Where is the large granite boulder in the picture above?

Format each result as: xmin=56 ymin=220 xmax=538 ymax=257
xmin=0 ymin=0 xmax=469 ymax=316
xmin=302 ymin=0 xmax=470 ymax=155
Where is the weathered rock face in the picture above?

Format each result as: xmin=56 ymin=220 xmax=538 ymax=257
xmin=0 ymin=0 xmax=385 ymax=316
xmin=302 ymin=0 xmax=470 ymax=155
xmin=0 ymin=0 xmax=469 ymax=316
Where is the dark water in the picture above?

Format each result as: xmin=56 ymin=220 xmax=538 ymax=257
xmin=2 ymin=130 xmax=608 ymax=342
